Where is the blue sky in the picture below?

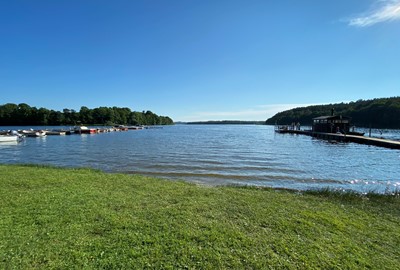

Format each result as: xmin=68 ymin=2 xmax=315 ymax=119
xmin=1 ymin=0 xmax=399 ymax=121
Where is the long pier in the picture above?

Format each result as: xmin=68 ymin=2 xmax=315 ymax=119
xmin=276 ymin=129 xmax=400 ymax=150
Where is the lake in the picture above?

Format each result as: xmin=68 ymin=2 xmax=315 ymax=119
xmin=1 ymin=125 xmax=399 ymax=193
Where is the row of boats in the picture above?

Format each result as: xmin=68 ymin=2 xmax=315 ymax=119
xmin=0 ymin=125 xmax=149 ymax=143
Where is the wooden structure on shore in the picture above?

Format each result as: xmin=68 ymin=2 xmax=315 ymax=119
xmin=312 ymin=115 xmax=351 ymax=133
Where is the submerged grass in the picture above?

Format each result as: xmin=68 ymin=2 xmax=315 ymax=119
xmin=0 ymin=164 xmax=399 ymax=269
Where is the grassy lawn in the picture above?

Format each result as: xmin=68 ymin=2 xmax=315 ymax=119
xmin=0 ymin=164 xmax=399 ymax=269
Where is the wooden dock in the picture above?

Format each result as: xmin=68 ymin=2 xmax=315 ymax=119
xmin=276 ymin=129 xmax=400 ymax=149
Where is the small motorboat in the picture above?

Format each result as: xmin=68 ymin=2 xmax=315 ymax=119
xmin=74 ymin=126 xmax=97 ymax=134
xmin=46 ymin=130 xmax=66 ymax=136
xmin=23 ymin=130 xmax=47 ymax=137
xmin=0 ymin=135 xmax=22 ymax=143
xmin=0 ymin=130 xmax=24 ymax=143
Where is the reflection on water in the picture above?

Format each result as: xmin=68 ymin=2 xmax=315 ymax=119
xmin=0 ymin=141 xmax=19 ymax=147
xmin=0 ymin=125 xmax=399 ymax=193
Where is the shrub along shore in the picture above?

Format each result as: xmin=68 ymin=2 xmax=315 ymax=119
xmin=0 ymin=164 xmax=399 ymax=269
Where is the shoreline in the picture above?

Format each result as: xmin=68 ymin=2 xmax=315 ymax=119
xmin=4 ymin=162 xmax=399 ymax=198
xmin=4 ymin=163 xmax=400 ymax=196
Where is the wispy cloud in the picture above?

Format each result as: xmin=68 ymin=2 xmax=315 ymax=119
xmin=349 ymin=0 xmax=400 ymax=27
xmin=178 ymin=103 xmax=318 ymax=122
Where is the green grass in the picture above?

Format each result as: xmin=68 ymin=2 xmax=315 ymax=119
xmin=0 ymin=164 xmax=399 ymax=269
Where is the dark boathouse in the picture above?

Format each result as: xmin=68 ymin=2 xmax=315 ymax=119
xmin=312 ymin=115 xmax=351 ymax=133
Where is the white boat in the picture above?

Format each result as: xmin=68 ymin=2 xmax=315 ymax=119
xmin=23 ymin=130 xmax=47 ymax=137
xmin=74 ymin=126 xmax=97 ymax=134
xmin=0 ymin=135 xmax=20 ymax=142
xmin=46 ymin=130 xmax=66 ymax=136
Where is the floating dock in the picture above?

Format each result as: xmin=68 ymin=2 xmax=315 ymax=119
xmin=0 ymin=125 xmax=150 ymax=138
xmin=276 ymin=129 xmax=400 ymax=150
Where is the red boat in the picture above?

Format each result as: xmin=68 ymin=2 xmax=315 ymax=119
xmin=74 ymin=126 xmax=97 ymax=134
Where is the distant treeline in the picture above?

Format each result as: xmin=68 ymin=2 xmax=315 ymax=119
xmin=0 ymin=103 xmax=174 ymax=126
xmin=187 ymin=120 xmax=266 ymax=125
xmin=265 ymin=97 xmax=400 ymax=129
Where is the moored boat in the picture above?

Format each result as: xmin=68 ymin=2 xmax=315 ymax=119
xmin=114 ymin=125 xmax=129 ymax=131
xmin=46 ymin=130 xmax=66 ymax=136
xmin=127 ymin=126 xmax=144 ymax=130
xmin=23 ymin=130 xmax=47 ymax=137
xmin=74 ymin=126 xmax=97 ymax=134
xmin=0 ymin=135 xmax=21 ymax=142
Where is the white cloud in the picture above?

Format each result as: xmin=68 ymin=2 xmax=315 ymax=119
xmin=349 ymin=0 xmax=400 ymax=27
xmin=177 ymin=103 xmax=317 ymax=122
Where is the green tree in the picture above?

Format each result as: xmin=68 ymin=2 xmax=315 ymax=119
xmin=266 ymin=97 xmax=400 ymax=128
xmin=79 ymin=106 xmax=93 ymax=124
xmin=0 ymin=103 xmax=18 ymax=125
xmin=36 ymin=108 xmax=51 ymax=125
xmin=0 ymin=103 xmax=174 ymax=126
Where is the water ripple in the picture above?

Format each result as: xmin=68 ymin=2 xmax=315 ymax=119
xmin=1 ymin=125 xmax=399 ymax=193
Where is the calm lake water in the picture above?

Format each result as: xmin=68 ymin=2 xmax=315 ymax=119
xmin=1 ymin=125 xmax=400 ymax=193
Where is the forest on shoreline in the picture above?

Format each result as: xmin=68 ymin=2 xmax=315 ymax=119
xmin=266 ymin=97 xmax=400 ymax=129
xmin=0 ymin=103 xmax=173 ymax=126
